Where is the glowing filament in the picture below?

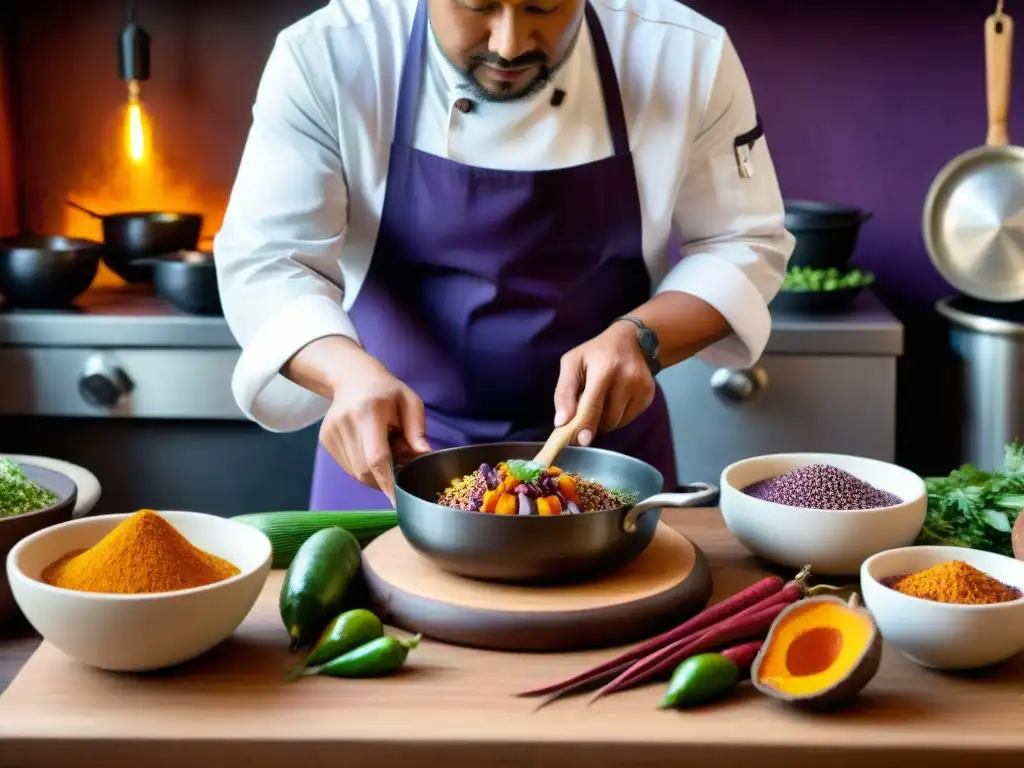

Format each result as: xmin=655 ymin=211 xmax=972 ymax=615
xmin=124 ymin=81 xmax=149 ymax=163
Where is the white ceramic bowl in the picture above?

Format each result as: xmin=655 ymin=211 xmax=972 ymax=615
xmin=719 ymin=453 xmax=927 ymax=575
xmin=6 ymin=511 xmax=272 ymax=672
xmin=862 ymin=546 xmax=1024 ymax=669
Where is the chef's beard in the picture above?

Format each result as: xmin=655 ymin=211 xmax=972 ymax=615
xmin=447 ymin=23 xmax=581 ymax=103
xmin=463 ymin=55 xmax=553 ymax=103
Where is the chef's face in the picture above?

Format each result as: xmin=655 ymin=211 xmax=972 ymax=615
xmin=430 ymin=0 xmax=585 ymax=101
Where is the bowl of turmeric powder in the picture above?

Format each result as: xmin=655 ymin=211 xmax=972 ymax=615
xmin=5 ymin=509 xmax=272 ymax=671
xmin=861 ymin=545 xmax=1024 ymax=670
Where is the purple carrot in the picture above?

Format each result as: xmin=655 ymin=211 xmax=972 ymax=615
xmin=516 ymin=575 xmax=785 ymax=698
xmin=588 ymin=601 xmax=788 ymax=704
xmin=719 ymin=640 xmax=763 ymax=679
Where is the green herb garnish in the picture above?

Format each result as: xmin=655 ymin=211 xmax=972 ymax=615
xmin=505 ymin=459 xmax=547 ymax=484
xmin=781 ymin=266 xmax=875 ymax=293
xmin=0 ymin=459 xmax=59 ymax=519
xmin=915 ymin=441 xmax=1024 ymax=556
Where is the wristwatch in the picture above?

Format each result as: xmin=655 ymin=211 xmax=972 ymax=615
xmin=613 ymin=315 xmax=662 ymax=376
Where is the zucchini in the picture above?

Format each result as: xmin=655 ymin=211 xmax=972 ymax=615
xmin=280 ymin=527 xmax=362 ymax=651
xmin=233 ymin=511 xmax=397 ymax=569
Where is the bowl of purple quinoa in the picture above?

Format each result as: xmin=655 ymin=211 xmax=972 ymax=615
xmin=718 ymin=453 xmax=927 ymax=576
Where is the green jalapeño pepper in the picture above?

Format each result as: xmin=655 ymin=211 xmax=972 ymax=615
xmin=302 ymin=634 xmax=422 ymax=679
xmin=286 ymin=608 xmax=384 ymax=680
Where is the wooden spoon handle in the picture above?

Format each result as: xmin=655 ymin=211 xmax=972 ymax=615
xmin=533 ymin=412 xmax=589 ymax=467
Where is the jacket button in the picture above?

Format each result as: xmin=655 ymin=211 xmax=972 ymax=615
xmin=454 ymin=98 xmax=474 ymax=114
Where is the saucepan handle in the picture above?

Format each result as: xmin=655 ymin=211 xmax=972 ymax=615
xmin=622 ymin=482 xmax=718 ymax=533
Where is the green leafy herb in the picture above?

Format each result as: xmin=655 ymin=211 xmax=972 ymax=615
xmin=505 ymin=459 xmax=547 ymax=484
xmin=916 ymin=440 xmax=1024 ymax=556
xmin=0 ymin=459 xmax=59 ymax=519
xmin=781 ymin=266 xmax=875 ymax=293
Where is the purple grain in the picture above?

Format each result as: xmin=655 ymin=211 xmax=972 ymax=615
xmin=744 ymin=464 xmax=901 ymax=511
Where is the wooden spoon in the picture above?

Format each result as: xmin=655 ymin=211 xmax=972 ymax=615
xmin=533 ymin=411 xmax=589 ymax=467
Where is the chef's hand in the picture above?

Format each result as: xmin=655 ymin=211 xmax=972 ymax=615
xmin=553 ymin=322 xmax=656 ymax=446
xmin=320 ymin=345 xmax=432 ymax=505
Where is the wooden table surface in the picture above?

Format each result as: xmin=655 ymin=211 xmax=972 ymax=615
xmin=1 ymin=508 xmax=1024 ymax=768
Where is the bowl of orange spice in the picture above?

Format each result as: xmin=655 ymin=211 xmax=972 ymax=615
xmin=861 ymin=545 xmax=1024 ymax=670
xmin=5 ymin=509 xmax=271 ymax=671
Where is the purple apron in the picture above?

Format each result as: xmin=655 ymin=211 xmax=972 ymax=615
xmin=309 ymin=1 xmax=678 ymax=510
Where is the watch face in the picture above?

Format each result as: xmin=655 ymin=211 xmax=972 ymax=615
xmin=638 ymin=327 xmax=658 ymax=357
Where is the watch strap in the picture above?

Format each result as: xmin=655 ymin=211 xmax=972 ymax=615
xmin=614 ymin=315 xmax=662 ymax=375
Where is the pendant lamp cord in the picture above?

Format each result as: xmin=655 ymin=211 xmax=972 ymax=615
xmin=128 ymin=0 xmax=137 ymax=23
xmin=996 ymin=0 xmax=1005 ymax=20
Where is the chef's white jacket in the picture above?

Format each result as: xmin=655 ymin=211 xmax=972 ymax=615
xmin=214 ymin=0 xmax=795 ymax=433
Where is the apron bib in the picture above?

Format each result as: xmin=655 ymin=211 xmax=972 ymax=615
xmin=310 ymin=1 xmax=677 ymax=510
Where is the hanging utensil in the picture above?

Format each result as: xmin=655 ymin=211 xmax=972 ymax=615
xmin=923 ymin=6 xmax=1024 ymax=303
xmin=65 ymin=199 xmax=202 ymax=284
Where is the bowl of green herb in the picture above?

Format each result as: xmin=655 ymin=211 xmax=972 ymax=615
xmin=0 ymin=460 xmax=78 ymax=622
xmin=771 ymin=266 xmax=876 ymax=315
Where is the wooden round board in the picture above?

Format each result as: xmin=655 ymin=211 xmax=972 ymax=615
xmin=361 ymin=523 xmax=712 ymax=652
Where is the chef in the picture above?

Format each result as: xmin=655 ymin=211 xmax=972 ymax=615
xmin=214 ymin=0 xmax=794 ymax=510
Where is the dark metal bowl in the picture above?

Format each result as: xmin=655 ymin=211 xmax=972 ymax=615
xmin=394 ymin=442 xmax=717 ymax=584
xmin=784 ymin=200 xmax=873 ymax=271
xmin=101 ymin=212 xmax=203 ymax=284
xmin=133 ymin=251 xmax=223 ymax=316
xmin=0 ymin=465 xmax=78 ymax=624
xmin=0 ymin=235 xmax=102 ymax=308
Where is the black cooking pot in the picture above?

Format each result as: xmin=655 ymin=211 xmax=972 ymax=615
xmin=0 ymin=235 xmax=102 ymax=308
xmin=66 ymin=200 xmax=203 ymax=284
xmin=394 ymin=442 xmax=718 ymax=584
xmin=132 ymin=251 xmax=222 ymax=315
xmin=784 ymin=200 xmax=873 ymax=270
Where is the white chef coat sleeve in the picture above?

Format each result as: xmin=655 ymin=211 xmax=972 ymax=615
xmin=214 ymin=35 xmax=355 ymax=433
xmin=657 ymin=33 xmax=795 ymax=369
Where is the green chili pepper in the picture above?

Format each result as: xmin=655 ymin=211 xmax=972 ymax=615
xmin=302 ymin=634 xmax=422 ymax=679
xmin=286 ymin=608 xmax=384 ymax=681
xmin=658 ymin=653 xmax=739 ymax=710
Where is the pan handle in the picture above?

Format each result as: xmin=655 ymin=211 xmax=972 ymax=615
xmin=65 ymin=199 xmax=103 ymax=219
xmin=985 ymin=10 xmax=1014 ymax=147
xmin=622 ymin=482 xmax=718 ymax=533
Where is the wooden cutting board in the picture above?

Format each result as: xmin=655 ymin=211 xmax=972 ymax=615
xmin=1 ymin=509 xmax=1024 ymax=768
xmin=362 ymin=523 xmax=712 ymax=651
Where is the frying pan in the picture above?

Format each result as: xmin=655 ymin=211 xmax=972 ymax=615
xmin=394 ymin=442 xmax=718 ymax=584
xmin=923 ymin=11 xmax=1024 ymax=303
xmin=66 ymin=199 xmax=202 ymax=284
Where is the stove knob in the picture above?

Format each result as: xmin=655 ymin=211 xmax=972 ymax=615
xmin=78 ymin=355 xmax=134 ymax=408
xmin=710 ymin=365 xmax=768 ymax=408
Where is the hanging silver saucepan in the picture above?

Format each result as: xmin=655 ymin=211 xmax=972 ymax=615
xmin=923 ymin=10 xmax=1024 ymax=303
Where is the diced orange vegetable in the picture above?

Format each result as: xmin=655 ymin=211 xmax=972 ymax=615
xmin=548 ymin=466 xmax=563 ymax=476
xmin=481 ymin=489 xmax=500 ymax=514
xmin=496 ymin=493 xmax=519 ymax=516
xmin=556 ymin=475 xmax=580 ymax=505
xmin=503 ymin=476 xmax=521 ymax=493
xmin=537 ymin=495 xmax=562 ymax=516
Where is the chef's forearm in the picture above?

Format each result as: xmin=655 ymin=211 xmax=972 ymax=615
xmin=626 ymin=290 xmax=731 ymax=368
xmin=282 ymin=336 xmax=365 ymax=399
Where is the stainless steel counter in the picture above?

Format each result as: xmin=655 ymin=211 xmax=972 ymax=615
xmin=0 ymin=287 xmax=903 ymax=355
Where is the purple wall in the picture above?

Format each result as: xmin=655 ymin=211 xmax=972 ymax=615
xmin=710 ymin=0 xmax=1014 ymax=309
xmin=706 ymin=0 xmax=1016 ymax=472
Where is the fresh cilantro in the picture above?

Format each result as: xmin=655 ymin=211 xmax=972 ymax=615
xmin=915 ymin=440 xmax=1024 ymax=556
xmin=0 ymin=459 xmax=59 ymax=519
xmin=505 ymin=460 xmax=547 ymax=484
